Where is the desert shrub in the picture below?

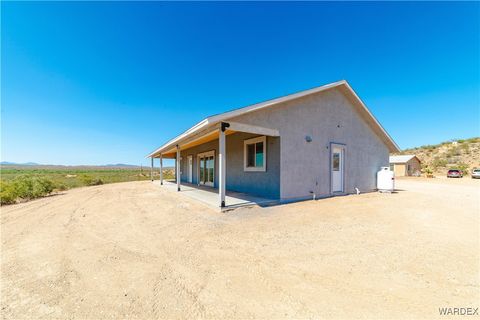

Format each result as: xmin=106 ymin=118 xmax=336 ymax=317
xmin=55 ymin=183 xmax=68 ymax=191
xmin=422 ymin=165 xmax=433 ymax=174
xmin=0 ymin=181 xmax=17 ymax=205
xmin=432 ymin=157 xmax=447 ymax=169
xmin=460 ymin=143 xmax=470 ymax=153
xmin=0 ymin=176 xmax=55 ymax=204
xmin=13 ymin=176 xmax=55 ymax=199
xmin=456 ymin=163 xmax=470 ymax=175
xmin=447 ymin=157 xmax=459 ymax=164
xmin=446 ymin=147 xmax=461 ymax=157
xmin=80 ymin=175 xmax=94 ymax=185
xmin=89 ymin=178 xmax=103 ymax=186
xmin=420 ymin=144 xmax=436 ymax=151
xmin=80 ymin=175 xmax=103 ymax=186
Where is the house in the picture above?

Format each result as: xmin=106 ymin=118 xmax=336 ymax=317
xmin=389 ymin=155 xmax=422 ymax=177
xmin=147 ymin=80 xmax=400 ymax=208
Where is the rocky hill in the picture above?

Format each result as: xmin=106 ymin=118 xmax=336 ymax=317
xmin=395 ymin=137 xmax=480 ymax=174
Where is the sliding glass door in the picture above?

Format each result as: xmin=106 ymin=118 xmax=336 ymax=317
xmin=198 ymin=151 xmax=215 ymax=187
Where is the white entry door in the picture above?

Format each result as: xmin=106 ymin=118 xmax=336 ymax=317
xmin=187 ymin=155 xmax=193 ymax=183
xmin=331 ymin=146 xmax=344 ymax=193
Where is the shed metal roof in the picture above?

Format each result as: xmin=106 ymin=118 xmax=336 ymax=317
xmin=389 ymin=155 xmax=418 ymax=163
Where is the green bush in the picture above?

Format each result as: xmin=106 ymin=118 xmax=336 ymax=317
xmin=432 ymin=157 xmax=447 ymax=169
xmin=89 ymin=178 xmax=103 ymax=186
xmin=12 ymin=176 xmax=55 ymax=200
xmin=0 ymin=181 xmax=17 ymax=205
xmin=55 ymin=183 xmax=68 ymax=191
xmin=420 ymin=144 xmax=436 ymax=151
xmin=422 ymin=165 xmax=433 ymax=174
xmin=80 ymin=175 xmax=92 ymax=185
xmin=80 ymin=175 xmax=104 ymax=186
xmin=0 ymin=176 xmax=56 ymax=205
xmin=456 ymin=163 xmax=470 ymax=175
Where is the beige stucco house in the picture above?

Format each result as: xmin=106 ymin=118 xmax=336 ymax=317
xmin=389 ymin=155 xmax=422 ymax=176
xmin=148 ymin=80 xmax=400 ymax=208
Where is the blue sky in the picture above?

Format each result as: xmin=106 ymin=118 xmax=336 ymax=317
xmin=2 ymin=2 xmax=479 ymax=166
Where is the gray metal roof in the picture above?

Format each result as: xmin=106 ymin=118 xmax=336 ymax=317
xmin=147 ymin=80 xmax=401 ymax=157
xmin=389 ymin=155 xmax=417 ymax=163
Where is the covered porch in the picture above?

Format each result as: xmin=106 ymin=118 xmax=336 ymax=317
xmin=155 ymin=180 xmax=278 ymax=210
xmin=147 ymin=121 xmax=280 ymax=208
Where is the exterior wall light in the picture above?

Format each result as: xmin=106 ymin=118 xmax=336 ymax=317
xmin=305 ymin=135 xmax=312 ymax=142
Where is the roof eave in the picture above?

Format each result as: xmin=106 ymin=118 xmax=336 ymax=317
xmin=145 ymin=118 xmax=213 ymax=158
xmin=342 ymin=82 xmax=400 ymax=153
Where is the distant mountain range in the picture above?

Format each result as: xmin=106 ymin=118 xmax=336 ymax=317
xmin=103 ymin=163 xmax=139 ymax=168
xmin=1 ymin=161 xmax=40 ymax=166
xmin=0 ymin=161 xmax=140 ymax=168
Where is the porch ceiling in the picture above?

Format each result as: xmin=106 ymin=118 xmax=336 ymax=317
xmin=160 ymin=129 xmax=236 ymax=158
xmin=152 ymin=121 xmax=280 ymax=158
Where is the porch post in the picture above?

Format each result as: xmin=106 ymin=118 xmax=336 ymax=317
xmin=150 ymin=157 xmax=153 ymax=181
xmin=159 ymin=154 xmax=163 ymax=185
xmin=219 ymin=122 xmax=229 ymax=208
xmin=176 ymin=145 xmax=181 ymax=191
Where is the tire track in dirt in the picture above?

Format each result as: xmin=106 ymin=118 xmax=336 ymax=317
xmin=1 ymin=187 xmax=106 ymax=319
xmin=151 ymin=261 xmax=207 ymax=319
xmin=1 ymin=188 xmax=103 ymax=249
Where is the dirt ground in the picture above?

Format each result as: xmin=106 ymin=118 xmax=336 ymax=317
xmin=1 ymin=177 xmax=479 ymax=319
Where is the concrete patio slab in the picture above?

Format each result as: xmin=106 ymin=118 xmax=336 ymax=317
xmin=154 ymin=180 xmax=278 ymax=210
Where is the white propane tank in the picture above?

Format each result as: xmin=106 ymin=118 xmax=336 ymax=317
xmin=377 ymin=167 xmax=395 ymax=192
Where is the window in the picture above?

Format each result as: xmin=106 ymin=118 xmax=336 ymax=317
xmin=332 ymin=153 xmax=340 ymax=171
xmin=244 ymin=136 xmax=266 ymax=172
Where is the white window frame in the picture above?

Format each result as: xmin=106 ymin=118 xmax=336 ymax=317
xmin=243 ymin=136 xmax=267 ymax=172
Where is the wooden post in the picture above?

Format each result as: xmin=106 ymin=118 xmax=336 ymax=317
xmin=219 ymin=122 xmax=229 ymax=208
xmin=159 ymin=154 xmax=163 ymax=185
xmin=150 ymin=157 xmax=153 ymax=181
xmin=176 ymin=145 xmax=181 ymax=191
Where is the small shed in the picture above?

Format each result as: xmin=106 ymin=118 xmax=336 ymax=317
xmin=389 ymin=155 xmax=422 ymax=176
